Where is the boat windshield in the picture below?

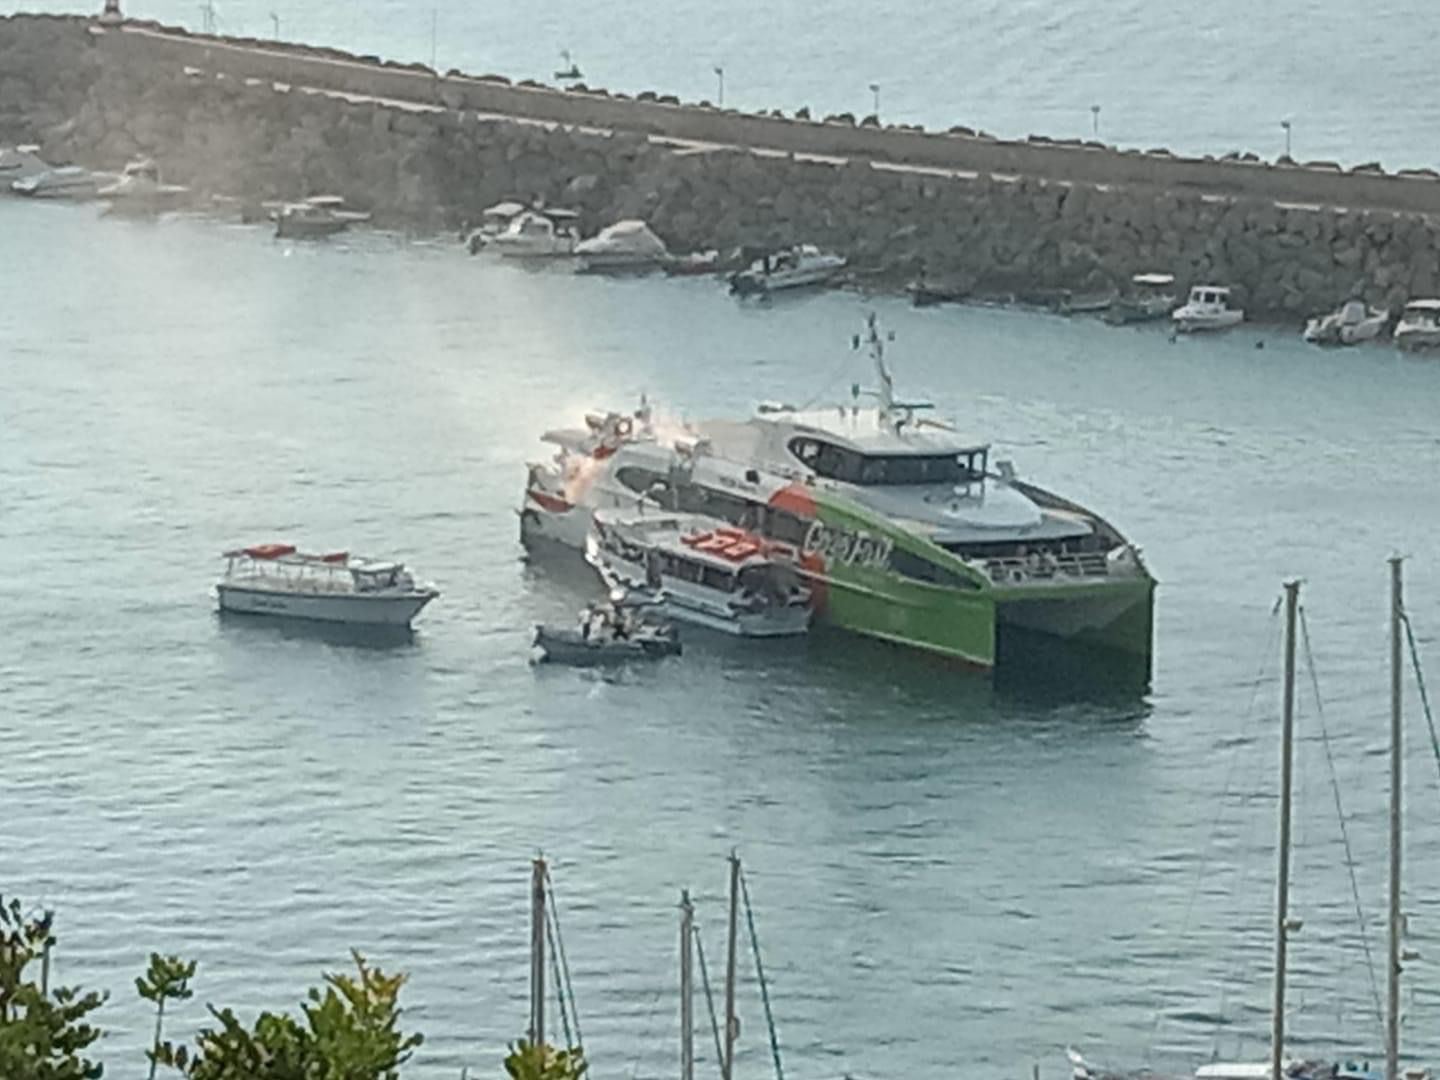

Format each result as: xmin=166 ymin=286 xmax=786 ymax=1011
xmin=789 ymin=437 xmax=989 ymax=486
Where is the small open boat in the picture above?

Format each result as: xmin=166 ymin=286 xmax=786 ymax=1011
xmin=533 ymin=591 xmax=681 ymax=664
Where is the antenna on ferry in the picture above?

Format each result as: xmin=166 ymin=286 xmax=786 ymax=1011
xmin=863 ymin=312 xmax=896 ymax=416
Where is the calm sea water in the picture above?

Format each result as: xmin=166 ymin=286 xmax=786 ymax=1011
xmin=8 ymin=0 xmax=1440 ymax=169
xmin=3 ymin=200 xmax=1440 ymax=1079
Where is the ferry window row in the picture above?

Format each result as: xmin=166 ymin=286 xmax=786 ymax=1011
xmin=787 ymin=438 xmax=988 ymax=487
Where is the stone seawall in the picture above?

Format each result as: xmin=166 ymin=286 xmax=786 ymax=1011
xmin=4 ymin=13 xmax=1440 ymax=318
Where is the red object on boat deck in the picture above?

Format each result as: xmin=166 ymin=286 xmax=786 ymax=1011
xmin=245 ymin=543 xmax=296 ymax=559
xmin=321 ymin=551 xmax=349 ymax=563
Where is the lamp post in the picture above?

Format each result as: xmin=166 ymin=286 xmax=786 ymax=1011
xmin=714 ymin=65 xmax=724 ymax=107
xmin=1091 ymin=104 xmax=1100 ymax=137
xmin=1281 ymin=118 xmax=1292 ymax=160
xmin=269 ymin=11 xmax=278 ymax=38
xmin=869 ymin=81 xmax=880 ymax=122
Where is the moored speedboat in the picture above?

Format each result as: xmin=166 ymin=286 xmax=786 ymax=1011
xmin=216 ymin=543 xmax=439 ymax=626
xmin=587 ymin=513 xmax=812 ymax=637
xmin=729 ymin=244 xmax=846 ymax=295
xmin=0 ymin=145 xmax=53 ymax=191
xmin=98 ymin=158 xmax=190 ymax=216
xmin=464 ymin=199 xmax=529 ymax=253
xmin=519 ymin=316 xmax=1154 ymax=669
xmin=1304 ymin=298 xmax=1389 ymax=345
xmin=1172 ymin=284 xmax=1244 ymax=332
xmin=274 ymin=195 xmax=369 ymax=239
xmin=1105 ymin=272 xmax=1176 ymax=324
xmin=11 ymin=164 xmax=115 ymax=200
xmin=574 ymin=219 xmax=668 ymax=273
xmin=488 ymin=208 xmax=580 ymax=258
xmin=1393 ymin=299 xmax=1440 ymax=351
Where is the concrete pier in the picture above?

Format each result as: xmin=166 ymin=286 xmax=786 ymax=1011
xmin=5 ymin=12 xmax=1440 ymax=317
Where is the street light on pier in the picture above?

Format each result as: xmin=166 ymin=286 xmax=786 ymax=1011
xmin=714 ymin=65 xmax=724 ymax=107
xmin=869 ymin=81 xmax=880 ymax=122
xmin=269 ymin=11 xmax=279 ymax=38
xmin=1280 ymin=118 xmax=1292 ymax=160
xmin=1091 ymin=103 xmax=1100 ymax=137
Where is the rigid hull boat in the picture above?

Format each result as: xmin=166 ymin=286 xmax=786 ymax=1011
xmin=1303 ymin=299 xmax=1389 ymax=345
xmin=1105 ymin=272 xmax=1177 ymax=324
xmin=1393 ymin=299 xmax=1440 ymax=351
xmin=586 ymin=512 xmax=812 ymax=637
xmin=518 ymin=319 xmax=1154 ymax=669
xmin=729 ymin=244 xmax=846 ymax=295
xmin=1172 ymin=284 xmax=1244 ymax=332
xmin=216 ymin=543 xmax=439 ymax=626
xmin=574 ymin=219 xmax=669 ymax=273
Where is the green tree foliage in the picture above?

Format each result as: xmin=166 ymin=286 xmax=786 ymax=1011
xmin=155 ymin=949 xmax=422 ymax=1080
xmin=136 ymin=953 xmax=197 ymax=1080
xmin=0 ymin=897 xmax=108 ymax=1080
xmin=502 ymin=1040 xmax=588 ymax=1080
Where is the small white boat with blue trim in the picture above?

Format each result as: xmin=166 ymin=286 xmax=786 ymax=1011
xmin=216 ymin=543 xmax=438 ymax=626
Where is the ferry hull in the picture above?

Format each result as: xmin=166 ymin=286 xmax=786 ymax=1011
xmin=994 ymin=579 xmax=1155 ymax=658
xmin=216 ymin=585 xmax=435 ymax=626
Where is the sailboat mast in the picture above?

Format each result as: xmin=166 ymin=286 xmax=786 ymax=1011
xmin=1387 ymin=556 xmax=1403 ymax=1080
xmin=530 ymin=856 xmax=547 ymax=1047
xmin=1272 ymin=580 xmax=1300 ymax=1080
xmin=681 ymin=890 xmax=695 ymax=1080
xmin=723 ymin=852 xmax=740 ymax=1080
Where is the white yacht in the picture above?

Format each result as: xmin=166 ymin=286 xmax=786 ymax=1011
xmin=465 ymin=199 xmax=528 ymax=253
xmin=488 ymin=209 xmax=580 ymax=258
xmin=216 ymin=543 xmax=439 ymax=626
xmin=1171 ymin=284 xmax=1244 ymax=332
xmin=574 ymin=219 xmax=669 ymax=273
xmin=1105 ymin=272 xmax=1177 ymax=324
xmin=1393 ymin=298 xmax=1440 ymax=351
xmin=518 ymin=317 xmax=1154 ymax=670
xmin=11 ymin=164 xmax=114 ymax=199
xmin=1303 ymin=298 xmax=1389 ymax=346
xmin=273 ymin=195 xmax=369 ymax=239
xmin=0 ymin=145 xmax=52 ymax=190
xmin=729 ymin=244 xmax=846 ymax=295
xmin=98 ymin=159 xmax=190 ymax=215
xmin=587 ymin=512 xmax=812 ymax=637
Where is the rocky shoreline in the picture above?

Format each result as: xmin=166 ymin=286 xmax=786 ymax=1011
xmin=4 ymin=13 xmax=1440 ymax=320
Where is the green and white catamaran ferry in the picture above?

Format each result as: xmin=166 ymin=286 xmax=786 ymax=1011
xmin=519 ymin=315 xmax=1155 ymax=670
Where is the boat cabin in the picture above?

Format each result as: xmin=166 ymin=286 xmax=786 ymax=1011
xmin=1401 ymin=298 xmax=1440 ymax=320
xmin=1185 ymin=284 xmax=1232 ymax=307
xmin=480 ymin=200 xmax=528 ymax=231
xmin=786 ymin=435 xmax=989 ymax=489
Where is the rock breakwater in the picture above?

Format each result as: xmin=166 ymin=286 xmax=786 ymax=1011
xmin=4 ymin=13 xmax=1440 ymax=318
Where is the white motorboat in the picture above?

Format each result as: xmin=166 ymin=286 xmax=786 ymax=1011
xmin=274 ymin=195 xmax=370 ymax=239
xmin=1303 ymin=298 xmax=1389 ymax=346
xmin=1393 ymin=298 xmax=1440 ymax=351
xmin=11 ymin=164 xmax=115 ymax=200
xmin=1171 ymin=284 xmax=1244 ymax=332
xmin=1105 ymin=272 xmax=1177 ymax=324
xmin=488 ymin=208 xmax=580 ymax=258
xmin=586 ymin=513 xmax=812 ymax=637
xmin=97 ymin=158 xmax=190 ymax=215
xmin=0 ymin=145 xmax=52 ymax=191
xmin=464 ymin=199 xmax=528 ymax=253
xmin=574 ymin=219 xmax=669 ymax=273
xmin=216 ymin=543 xmax=439 ymax=626
xmin=729 ymin=244 xmax=846 ymax=295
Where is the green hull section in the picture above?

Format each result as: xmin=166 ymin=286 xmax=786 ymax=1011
xmin=778 ymin=486 xmax=1154 ymax=671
